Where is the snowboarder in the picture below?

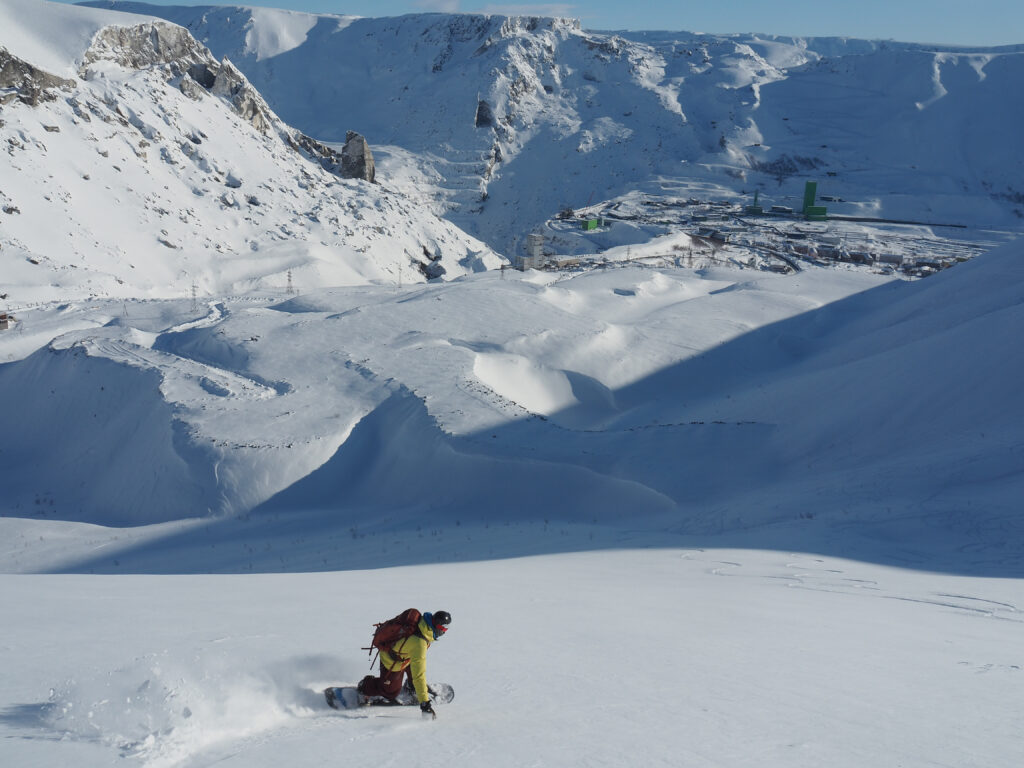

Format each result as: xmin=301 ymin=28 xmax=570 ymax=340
xmin=358 ymin=609 xmax=451 ymax=718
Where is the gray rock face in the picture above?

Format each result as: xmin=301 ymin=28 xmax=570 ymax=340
xmin=13 ymin=21 xmax=365 ymax=181
xmin=82 ymin=22 xmax=210 ymax=72
xmin=287 ymin=132 xmax=342 ymax=174
xmin=475 ymin=99 xmax=495 ymax=128
xmin=81 ymin=23 xmax=358 ymax=163
xmin=80 ymin=22 xmax=275 ymax=135
xmin=0 ymin=49 xmax=75 ymax=106
xmin=341 ymin=131 xmax=375 ymax=182
xmin=209 ymin=58 xmax=273 ymax=134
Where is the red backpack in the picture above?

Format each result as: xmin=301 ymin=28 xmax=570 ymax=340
xmin=364 ymin=608 xmax=422 ymax=665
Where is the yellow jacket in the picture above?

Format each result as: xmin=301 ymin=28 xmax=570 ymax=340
xmin=380 ymin=616 xmax=434 ymax=703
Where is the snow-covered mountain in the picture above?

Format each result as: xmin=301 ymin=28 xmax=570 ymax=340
xmin=80 ymin=2 xmax=1024 ymax=253
xmin=0 ymin=0 xmax=1019 ymax=568
xmin=1 ymin=4 xmax=1022 ymax=768
xmin=4 ymin=237 xmax=1022 ymax=558
xmin=0 ymin=0 xmax=499 ymax=304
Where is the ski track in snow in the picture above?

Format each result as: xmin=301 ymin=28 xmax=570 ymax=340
xmin=3 ymin=548 xmax=1022 ymax=768
xmin=37 ymin=652 xmax=348 ymax=767
xmin=77 ymin=336 xmax=279 ymax=402
xmin=698 ymin=550 xmax=1022 ymax=622
xmin=1 ymin=5 xmax=1023 ymax=768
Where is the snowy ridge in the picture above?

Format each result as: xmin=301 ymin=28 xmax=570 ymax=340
xmin=0 ymin=6 xmax=1022 ymax=768
xmin=2 ymin=241 xmax=1021 ymax=564
xmin=0 ymin=0 xmax=162 ymax=75
xmin=81 ymin=3 xmax=1024 ymax=253
xmin=0 ymin=2 xmax=1019 ymax=570
xmin=0 ymin=1 xmax=499 ymax=304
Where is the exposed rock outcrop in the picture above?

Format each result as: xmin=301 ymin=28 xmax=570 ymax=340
xmin=209 ymin=58 xmax=273 ymax=134
xmin=0 ymin=48 xmax=75 ymax=106
xmin=285 ymin=131 xmax=380 ymax=182
xmin=81 ymin=22 xmax=276 ymax=135
xmin=287 ymin=131 xmax=343 ymax=174
xmin=81 ymin=22 xmax=210 ymax=73
xmin=475 ymin=99 xmax=496 ymax=128
xmin=341 ymin=131 xmax=375 ymax=183
xmin=10 ymin=21 xmax=377 ymax=184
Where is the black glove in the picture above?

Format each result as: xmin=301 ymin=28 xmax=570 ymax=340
xmin=420 ymin=700 xmax=436 ymax=719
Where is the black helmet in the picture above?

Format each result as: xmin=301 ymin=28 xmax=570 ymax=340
xmin=432 ymin=610 xmax=452 ymax=638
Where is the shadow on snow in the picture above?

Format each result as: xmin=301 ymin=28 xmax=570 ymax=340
xmin=36 ymin=250 xmax=1024 ymax=577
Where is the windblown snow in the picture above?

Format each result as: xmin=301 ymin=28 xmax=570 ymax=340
xmin=0 ymin=3 xmax=1021 ymax=768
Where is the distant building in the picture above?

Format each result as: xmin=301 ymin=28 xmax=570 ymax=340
xmin=696 ymin=228 xmax=728 ymax=243
xmin=526 ymin=233 xmax=544 ymax=259
xmin=802 ymin=181 xmax=827 ymax=220
xmin=517 ymin=232 xmax=546 ymax=270
xmin=0 ymin=313 xmax=14 ymax=331
xmin=876 ymin=253 xmax=904 ymax=265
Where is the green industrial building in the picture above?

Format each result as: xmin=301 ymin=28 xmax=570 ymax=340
xmin=802 ymin=181 xmax=827 ymax=221
xmin=745 ymin=190 xmax=764 ymax=215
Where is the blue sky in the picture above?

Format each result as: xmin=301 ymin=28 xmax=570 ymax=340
xmin=70 ymin=1 xmax=1024 ymax=45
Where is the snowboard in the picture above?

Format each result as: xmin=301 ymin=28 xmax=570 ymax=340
xmin=324 ymin=682 xmax=454 ymax=710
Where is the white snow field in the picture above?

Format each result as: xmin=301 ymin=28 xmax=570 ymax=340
xmin=2 ymin=244 xmax=1022 ymax=768
xmin=2 ymin=548 xmax=1021 ymax=768
xmin=1 ymin=2 xmax=1023 ymax=767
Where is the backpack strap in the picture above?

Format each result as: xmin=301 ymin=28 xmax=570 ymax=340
xmin=363 ymin=619 xmax=386 ymax=667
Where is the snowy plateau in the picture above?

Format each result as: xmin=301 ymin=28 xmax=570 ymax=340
xmin=0 ymin=1 xmax=1023 ymax=767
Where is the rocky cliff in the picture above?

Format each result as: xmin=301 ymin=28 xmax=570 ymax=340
xmin=0 ymin=10 xmax=499 ymax=302
xmin=341 ymin=131 xmax=375 ymax=183
xmin=80 ymin=3 xmax=1024 ymax=253
xmin=0 ymin=48 xmax=76 ymax=105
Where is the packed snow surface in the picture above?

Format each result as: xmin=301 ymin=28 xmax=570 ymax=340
xmin=2 ymin=245 xmax=1023 ymax=766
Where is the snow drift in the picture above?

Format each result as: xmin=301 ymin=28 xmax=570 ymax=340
xmin=2 ymin=241 xmax=1021 ymax=574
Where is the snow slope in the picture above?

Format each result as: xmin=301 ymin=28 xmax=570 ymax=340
xmin=1 ymin=244 xmax=1022 ymax=572
xmin=2 ymin=548 xmax=1022 ymax=768
xmin=0 ymin=0 xmax=499 ymax=304
xmin=80 ymin=3 xmax=1024 ymax=253
xmin=0 ymin=0 xmax=158 ymax=76
xmin=0 ymin=4 xmax=1022 ymax=768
